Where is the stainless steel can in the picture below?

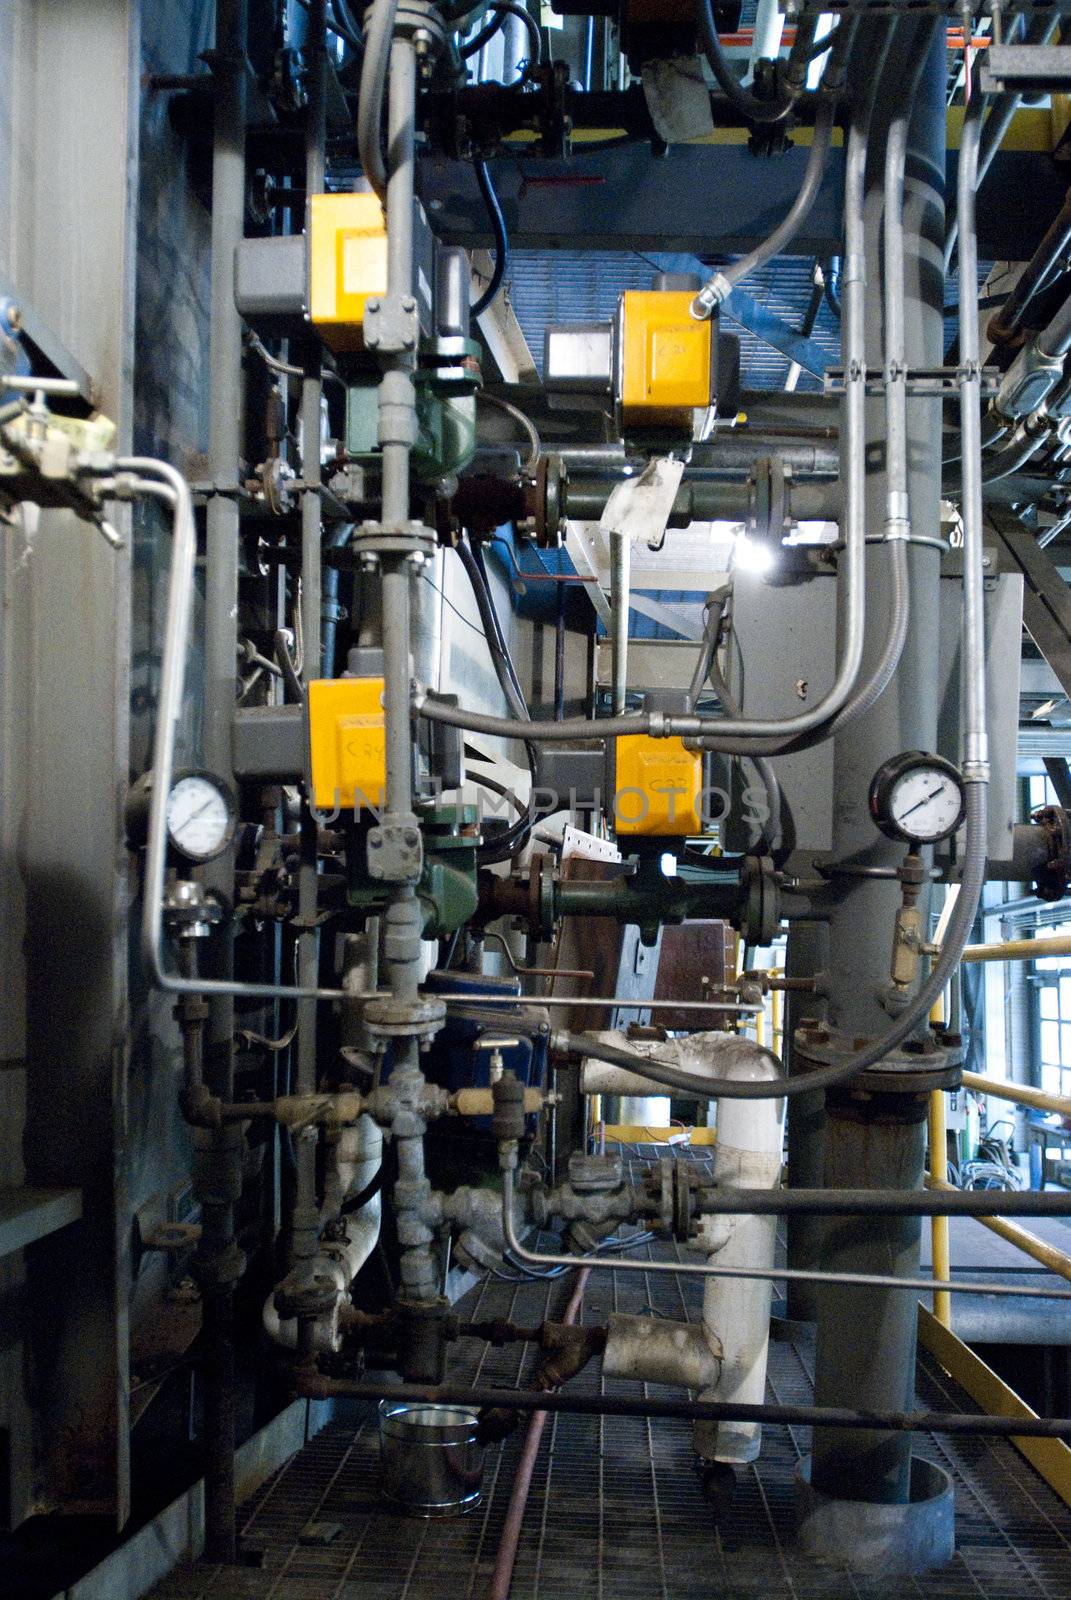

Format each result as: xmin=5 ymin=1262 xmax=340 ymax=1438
xmin=378 ymin=1400 xmax=484 ymax=1517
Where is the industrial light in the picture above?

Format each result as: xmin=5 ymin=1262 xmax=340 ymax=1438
xmin=732 ymin=532 xmax=775 ymax=574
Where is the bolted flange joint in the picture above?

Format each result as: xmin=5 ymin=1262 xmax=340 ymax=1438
xmin=363 ymin=295 xmax=419 ymax=356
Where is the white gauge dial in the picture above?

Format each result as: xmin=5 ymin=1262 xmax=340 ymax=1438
xmin=166 ymin=773 xmax=235 ymax=863
xmin=886 ymin=767 xmax=963 ymax=843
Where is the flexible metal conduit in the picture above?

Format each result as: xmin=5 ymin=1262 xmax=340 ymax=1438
xmin=357 ymin=0 xmax=398 ymax=199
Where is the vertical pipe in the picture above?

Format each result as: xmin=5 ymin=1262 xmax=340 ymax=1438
xmin=810 ymin=24 xmax=946 ymax=1507
xmin=785 ymin=923 xmax=828 ymax=1321
xmin=610 ymin=528 xmax=629 ymax=715
xmin=200 ymin=0 xmax=247 ymax=1563
xmin=928 ymin=1092 xmax=952 ymax=1328
xmin=293 ymin=0 xmax=328 ymax=1285
xmin=376 ymin=34 xmax=438 ymax=1302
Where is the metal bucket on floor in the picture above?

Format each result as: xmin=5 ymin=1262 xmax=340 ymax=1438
xmin=378 ymin=1400 xmax=484 ymax=1517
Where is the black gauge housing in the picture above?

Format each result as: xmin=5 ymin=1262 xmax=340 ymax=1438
xmin=868 ymin=750 xmax=967 ymax=846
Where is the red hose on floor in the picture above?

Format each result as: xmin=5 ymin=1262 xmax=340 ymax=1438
xmin=488 ymin=1268 xmax=590 ymax=1600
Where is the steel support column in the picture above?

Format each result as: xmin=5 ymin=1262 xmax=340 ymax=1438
xmin=809 ymin=26 xmax=947 ymax=1509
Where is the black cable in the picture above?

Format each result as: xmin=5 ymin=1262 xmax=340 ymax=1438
xmin=798 ymin=19 xmax=841 ymax=60
xmin=471 ymin=157 xmax=509 ymax=317
xmin=693 ymin=0 xmax=814 ymax=124
xmin=455 ymin=539 xmax=538 ymax=863
xmin=461 ymin=0 xmax=541 ymax=80
xmin=294 ymin=0 xmax=362 ymax=49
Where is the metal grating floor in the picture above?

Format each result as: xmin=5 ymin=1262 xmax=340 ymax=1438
xmin=152 ymin=1148 xmax=1071 ymax=1600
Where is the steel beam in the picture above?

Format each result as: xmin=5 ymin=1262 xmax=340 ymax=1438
xmin=421 ymin=147 xmax=1066 ymax=260
xmin=0 ymin=1188 xmax=82 ymax=1260
xmin=993 ymin=507 xmax=1071 ymax=701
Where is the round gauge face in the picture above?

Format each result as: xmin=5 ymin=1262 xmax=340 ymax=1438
xmin=870 ymin=753 xmax=966 ymax=845
xmin=165 ymin=772 xmax=236 ymax=863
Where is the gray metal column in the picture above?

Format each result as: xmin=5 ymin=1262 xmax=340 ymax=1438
xmin=809 ymin=27 xmax=946 ymax=1508
xmin=199 ymin=0 xmax=248 ymax=1562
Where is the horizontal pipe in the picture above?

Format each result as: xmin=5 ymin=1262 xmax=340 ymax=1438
xmin=299 ymin=1375 xmax=1071 ymax=1441
xmin=927 ymin=1177 xmax=1071 ymax=1285
xmin=962 ymin=933 xmax=1071 ymax=964
xmin=695 ymin=1187 xmax=1071 ymax=1218
xmin=500 ymin=1171 xmax=1071 ymax=1300
xmin=959 ymin=1070 xmax=1071 ymax=1120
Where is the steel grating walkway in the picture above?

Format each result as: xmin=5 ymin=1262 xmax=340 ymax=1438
xmin=152 ymin=1149 xmax=1071 ymax=1600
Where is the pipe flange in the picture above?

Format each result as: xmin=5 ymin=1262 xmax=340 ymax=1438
xmin=392 ymin=0 xmax=448 ymax=54
xmin=794 ymin=1024 xmax=962 ymax=1095
xmin=351 ymin=519 xmax=437 ymax=558
xmin=273 ymin=1273 xmax=339 ymax=1322
xmin=741 ymin=854 xmax=778 ymax=946
xmin=658 ymin=1155 xmax=674 ymax=1237
xmin=1032 ymin=804 xmax=1071 ymax=902
xmin=362 ymin=993 xmax=448 ymax=1039
xmin=530 ymin=453 xmax=565 ymax=548
xmin=673 ymin=1159 xmax=696 ymax=1241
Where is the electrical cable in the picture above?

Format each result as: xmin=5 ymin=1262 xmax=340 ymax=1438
xmin=461 ymin=0 xmax=541 ymax=80
xmin=689 ymin=599 xmax=782 ymax=852
xmin=692 ymin=0 xmax=815 ymax=124
xmin=691 ymin=90 xmax=839 ymax=319
xmin=294 ymin=0 xmax=362 ymax=49
xmin=477 ymin=390 xmax=541 ymax=473
xmin=356 ymin=0 xmax=399 ymax=200
xmin=471 ymin=157 xmax=509 ymax=316
xmin=454 ymin=539 xmax=538 ymax=863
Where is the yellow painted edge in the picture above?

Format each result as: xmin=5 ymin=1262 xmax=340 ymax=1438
xmin=604 ymin=1124 xmax=716 ymax=1145
xmin=511 ymin=107 xmax=1060 ymax=152
xmin=918 ymin=1305 xmax=1071 ymax=1508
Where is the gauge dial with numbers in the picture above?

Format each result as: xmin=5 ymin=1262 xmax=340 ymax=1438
xmin=165 ymin=771 xmax=238 ymax=864
xmin=868 ymin=752 xmax=967 ymax=846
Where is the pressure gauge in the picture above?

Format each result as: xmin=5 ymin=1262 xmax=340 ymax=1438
xmin=165 ymin=770 xmax=238 ymax=864
xmin=868 ymin=752 xmax=966 ymax=846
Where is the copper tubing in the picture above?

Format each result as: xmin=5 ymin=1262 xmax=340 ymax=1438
xmin=489 ymin=1268 xmax=590 ymax=1600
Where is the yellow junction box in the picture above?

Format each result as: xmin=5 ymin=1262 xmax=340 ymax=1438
xmin=308 ymin=192 xmax=388 ymax=354
xmin=614 ymin=733 xmax=703 ymax=836
xmin=307 ymin=677 xmax=386 ymax=812
xmin=619 ymin=290 xmax=712 ymax=423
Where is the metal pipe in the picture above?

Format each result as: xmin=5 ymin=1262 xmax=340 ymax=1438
xmin=926 ymin=1176 xmax=1071 ymax=1287
xmin=693 ymin=1188 xmax=1071 ymax=1219
xmin=199 ymin=0 xmax=248 ymax=1558
xmin=498 ymin=1170 xmax=1071 ymax=1301
xmin=928 ymin=1092 xmax=952 ymax=1328
xmin=488 ymin=1269 xmax=589 ymax=1600
xmin=293 ymin=0 xmax=328 ymax=1285
xmin=959 ymin=1070 xmax=1071 ymax=1120
xmin=962 ymin=932 xmax=1071 ymax=964
xmin=812 ymin=21 xmax=950 ymax=1509
xmin=299 ymin=1375 xmax=1071 ymax=1441
xmin=609 ymin=527 xmax=629 ymax=716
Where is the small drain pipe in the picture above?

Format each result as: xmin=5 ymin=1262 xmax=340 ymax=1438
xmin=488 ymin=1268 xmax=590 ymax=1600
